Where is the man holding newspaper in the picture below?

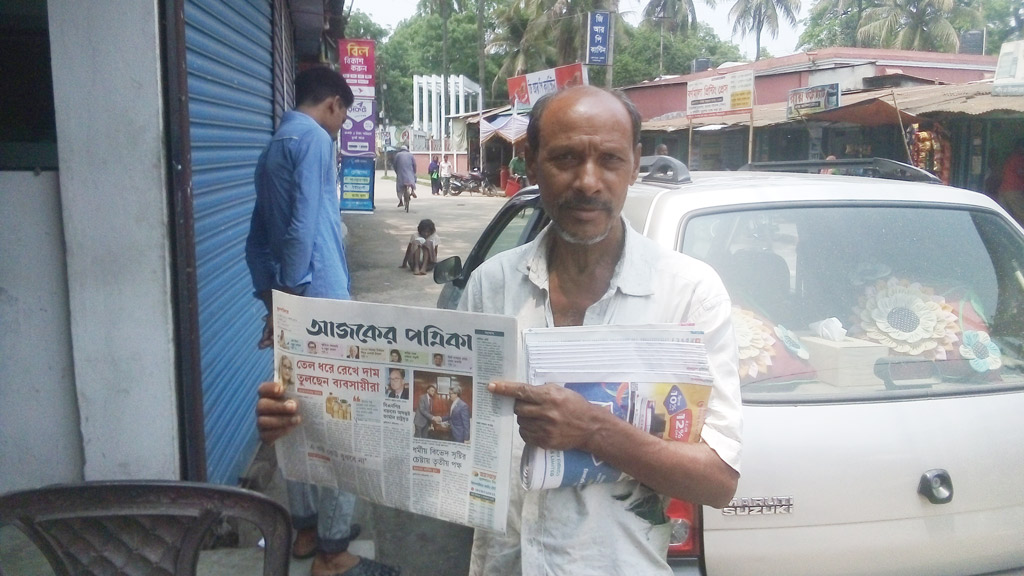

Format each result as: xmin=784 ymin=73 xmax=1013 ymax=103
xmin=458 ymin=86 xmax=742 ymax=575
xmin=256 ymin=85 xmax=741 ymax=576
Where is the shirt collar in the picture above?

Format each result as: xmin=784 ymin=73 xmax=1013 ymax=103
xmin=519 ymin=216 xmax=657 ymax=298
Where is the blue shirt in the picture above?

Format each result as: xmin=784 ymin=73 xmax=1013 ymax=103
xmin=246 ymin=110 xmax=350 ymax=301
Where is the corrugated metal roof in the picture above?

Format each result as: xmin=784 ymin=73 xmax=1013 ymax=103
xmin=890 ymin=81 xmax=1024 ymax=115
xmin=641 ymin=81 xmax=1024 ymax=132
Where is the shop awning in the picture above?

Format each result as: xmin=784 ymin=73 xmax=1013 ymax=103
xmin=805 ymin=95 xmax=921 ymax=127
xmin=479 ymin=114 xmax=528 ymax=144
xmin=479 ymin=118 xmax=498 ymax=143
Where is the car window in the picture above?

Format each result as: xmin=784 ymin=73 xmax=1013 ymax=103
xmin=681 ymin=205 xmax=1024 ymax=403
xmin=482 ymin=205 xmax=542 ymax=262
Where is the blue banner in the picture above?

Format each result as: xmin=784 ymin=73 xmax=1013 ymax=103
xmin=340 ymin=156 xmax=375 ymax=212
xmin=586 ymin=11 xmax=611 ymax=65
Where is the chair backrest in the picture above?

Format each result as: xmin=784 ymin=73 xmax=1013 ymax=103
xmin=0 ymin=480 xmax=291 ymax=576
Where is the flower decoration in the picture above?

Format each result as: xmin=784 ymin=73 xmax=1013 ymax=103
xmin=959 ymin=330 xmax=1002 ymax=373
xmin=855 ymin=277 xmax=959 ymax=359
xmin=732 ymin=306 xmax=776 ymax=379
xmin=774 ymin=325 xmax=810 ymax=360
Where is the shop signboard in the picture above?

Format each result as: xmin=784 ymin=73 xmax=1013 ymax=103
xmin=586 ymin=11 xmax=611 ymax=65
xmin=686 ymin=70 xmax=754 ymax=118
xmin=506 ymin=63 xmax=588 ymax=107
xmin=339 ymin=38 xmax=376 ymax=212
xmin=786 ymin=83 xmax=840 ymax=119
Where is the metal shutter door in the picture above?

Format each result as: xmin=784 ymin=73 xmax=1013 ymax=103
xmin=185 ymin=0 xmax=273 ymax=485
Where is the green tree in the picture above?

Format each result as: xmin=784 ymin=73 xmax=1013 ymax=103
xmin=857 ymin=0 xmax=981 ymax=51
xmin=728 ymin=0 xmax=801 ymax=60
xmin=981 ymin=0 xmax=1023 ymax=54
xmin=642 ymin=0 xmax=697 ymax=33
xmin=345 ymin=9 xmax=388 ymax=42
xmin=487 ymin=0 xmax=556 ymax=96
xmin=378 ymin=11 xmax=486 ymax=125
xmin=614 ymin=21 xmax=744 ymax=86
xmin=796 ymin=0 xmax=866 ymax=49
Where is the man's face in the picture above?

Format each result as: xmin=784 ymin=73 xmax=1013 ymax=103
xmin=433 ymin=354 xmax=443 ymax=367
xmin=427 ymin=386 xmax=436 ymax=397
xmin=389 ymin=370 xmax=404 ymax=391
xmin=528 ymin=89 xmax=640 ymax=245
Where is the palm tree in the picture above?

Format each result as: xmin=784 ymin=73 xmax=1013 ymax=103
xmin=643 ymin=0 xmax=698 ymax=34
xmin=728 ymin=0 xmax=801 ymax=59
xmin=805 ymin=0 xmax=875 ymax=46
xmin=488 ymin=0 xmax=556 ymax=96
xmin=857 ymin=0 xmax=981 ymax=51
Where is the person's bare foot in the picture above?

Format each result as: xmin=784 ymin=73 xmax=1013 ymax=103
xmin=311 ymin=551 xmax=360 ymax=576
xmin=292 ymin=527 xmax=317 ymax=559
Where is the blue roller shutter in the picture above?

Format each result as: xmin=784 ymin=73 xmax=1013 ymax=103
xmin=184 ymin=0 xmax=274 ymax=485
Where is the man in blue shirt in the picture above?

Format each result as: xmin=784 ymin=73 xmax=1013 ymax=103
xmin=246 ymin=67 xmax=397 ymax=576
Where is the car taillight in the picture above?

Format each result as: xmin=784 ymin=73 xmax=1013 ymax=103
xmin=666 ymin=498 xmax=701 ymax=558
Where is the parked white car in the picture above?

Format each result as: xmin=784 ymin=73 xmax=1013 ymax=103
xmin=434 ymin=157 xmax=1024 ymax=575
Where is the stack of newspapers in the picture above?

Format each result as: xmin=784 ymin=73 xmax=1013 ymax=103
xmin=520 ymin=324 xmax=714 ymax=490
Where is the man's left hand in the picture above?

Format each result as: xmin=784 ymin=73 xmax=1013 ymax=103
xmin=488 ymin=381 xmax=602 ymax=451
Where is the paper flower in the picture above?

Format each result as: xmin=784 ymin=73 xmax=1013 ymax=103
xmin=774 ymin=325 xmax=810 ymax=359
xmin=855 ymin=277 xmax=959 ymax=359
xmin=959 ymin=330 xmax=1002 ymax=373
xmin=732 ymin=306 xmax=776 ymax=379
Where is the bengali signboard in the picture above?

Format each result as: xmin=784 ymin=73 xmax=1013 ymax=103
xmin=586 ymin=11 xmax=611 ymax=65
xmin=339 ymin=39 xmax=376 ymax=212
xmin=339 ymin=156 xmax=375 ymax=212
xmin=786 ymin=83 xmax=840 ymax=119
xmin=686 ymin=70 xmax=754 ymax=119
xmin=506 ymin=63 xmax=588 ymax=107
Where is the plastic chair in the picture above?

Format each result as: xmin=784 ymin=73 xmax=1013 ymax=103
xmin=0 ymin=480 xmax=291 ymax=576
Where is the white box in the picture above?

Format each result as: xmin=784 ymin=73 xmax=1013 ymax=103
xmin=799 ymin=336 xmax=888 ymax=388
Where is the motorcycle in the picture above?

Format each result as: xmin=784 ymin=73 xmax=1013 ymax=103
xmin=449 ymin=168 xmax=498 ymax=196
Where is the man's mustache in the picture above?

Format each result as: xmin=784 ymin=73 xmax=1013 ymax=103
xmin=557 ymin=196 xmax=612 ymax=212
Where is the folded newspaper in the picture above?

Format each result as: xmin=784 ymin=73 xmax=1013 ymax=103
xmin=270 ymin=291 xmax=517 ymax=533
xmin=521 ymin=325 xmax=713 ymax=491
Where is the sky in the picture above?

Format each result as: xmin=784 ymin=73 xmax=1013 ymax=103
xmin=358 ymin=0 xmax=807 ymax=63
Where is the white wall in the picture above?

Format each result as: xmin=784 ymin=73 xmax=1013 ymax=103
xmin=808 ymin=63 xmax=878 ymax=92
xmin=0 ymin=171 xmax=83 ymax=492
xmin=47 ymin=0 xmax=180 ymax=479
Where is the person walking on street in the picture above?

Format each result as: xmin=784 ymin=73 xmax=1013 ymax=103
xmin=393 ymin=145 xmax=416 ymax=212
xmin=439 ymin=155 xmax=453 ymax=196
xmin=245 ymin=66 xmax=399 ymax=576
xmin=428 ymin=155 xmax=441 ymax=196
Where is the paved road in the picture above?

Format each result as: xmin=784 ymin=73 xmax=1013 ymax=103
xmin=346 ymin=175 xmax=508 ymax=309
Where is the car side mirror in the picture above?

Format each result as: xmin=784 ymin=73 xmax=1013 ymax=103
xmin=433 ymin=256 xmax=463 ymax=284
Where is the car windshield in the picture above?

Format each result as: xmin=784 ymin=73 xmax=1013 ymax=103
xmin=681 ymin=205 xmax=1024 ymax=404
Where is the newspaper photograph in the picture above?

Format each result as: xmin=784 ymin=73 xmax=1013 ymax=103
xmin=519 ymin=374 xmax=712 ymax=490
xmin=270 ymin=290 xmax=517 ymax=533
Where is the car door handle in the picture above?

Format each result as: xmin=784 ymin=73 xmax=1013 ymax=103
xmin=918 ymin=469 xmax=954 ymax=504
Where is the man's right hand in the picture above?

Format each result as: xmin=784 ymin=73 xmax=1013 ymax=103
xmin=256 ymin=381 xmax=300 ymax=444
